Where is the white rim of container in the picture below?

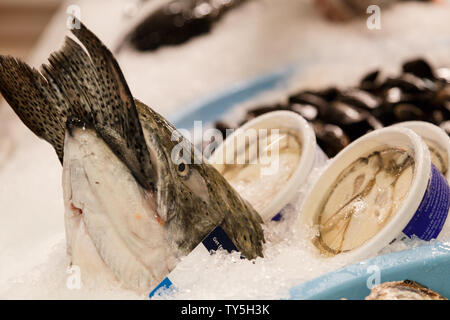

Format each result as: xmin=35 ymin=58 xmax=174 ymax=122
xmin=208 ymin=111 xmax=317 ymax=221
xmin=392 ymin=121 xmax=450 ymax=182
xmin=297 ymin=127 xmax=431 ymax=261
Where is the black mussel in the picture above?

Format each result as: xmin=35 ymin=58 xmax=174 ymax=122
xmin=337 ymin=88 xmax=381 ymax=110
xmin=360 ymin=70 xmax=380 ymax=92
xmin=246 ymin=103 xmax=287 ymax=119
xmin=327 ymin=102 xmax=380 ymax=140
xmin=402 ymin=58 xmax=436 ymax=80
xmin=313 ymin=122 xmax=350 ymax=157
xmin=381 ymin=73 xmax=432 ymax=93
xmin=310 ymin=87 xmax=341 ymax=101
xmin=383 ymin=87 xmax=434 ymax=107
xmin=433 ymin=85 xmax=450 ymax=111
xmin=428 ymin=89 xmax=450 ymax=125
xmin=327 ymin=101 xmax=365 ymax=124
xmin=393 ymin=103 xmax=425 ymax=122
xmin=123 ymin=0 xmax=246 ymax=52
xmin=371 ymin=103 xmax=396 ymax=126
xmin=288 ymin=92 xmax=329 ymax=115
xmin=432 ymin=102 xmax=450 ymax=124
xmin=341 ymin=120 xmax=378 ymax=141
xmin=289 ymin=103 xmax=319 ymax=121
xmin=372 ymin=101 xmax=428 ymax=127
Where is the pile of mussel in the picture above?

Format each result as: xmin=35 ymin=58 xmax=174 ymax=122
xmin=215 ymin=59 xmax=450 ymax=157
xmin=122 ymin=0 xmax=247 ymax=51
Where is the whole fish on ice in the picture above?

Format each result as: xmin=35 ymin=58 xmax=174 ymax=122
xmin=0 ymin=20 xmax=264 ymax=292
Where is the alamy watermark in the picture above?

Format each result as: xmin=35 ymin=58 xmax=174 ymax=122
xmin=66 ymin=5 xmax=81 ymax=30
xmin=367 ymin=5 xmax=381 ymax=30
xmin=366 ymin=265 xmax=381 ymax=290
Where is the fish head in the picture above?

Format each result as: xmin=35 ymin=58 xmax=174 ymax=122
xmin=61 ymin=102 xmax=252 ymax=291
xmin=0 ymin=20 xmax=265 ymax=293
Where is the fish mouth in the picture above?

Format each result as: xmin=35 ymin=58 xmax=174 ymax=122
xmin=62 ymin=125 xmax=177 ymax=291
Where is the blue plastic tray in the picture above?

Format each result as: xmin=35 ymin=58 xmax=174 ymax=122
xmin=288 ymin=242 xmax=450 ymax=300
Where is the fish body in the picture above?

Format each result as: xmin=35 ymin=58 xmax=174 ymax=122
xmin=0 ymin=20 xmax=264 ymax=292
xmin=366 ymin=280 xmax=447 ymax=300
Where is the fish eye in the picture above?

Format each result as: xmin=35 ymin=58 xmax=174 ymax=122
xmin=177 ymin=160 xmax=189 ymax=177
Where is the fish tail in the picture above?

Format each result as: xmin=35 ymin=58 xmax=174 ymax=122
xmin=0 ymin=55 xmax=67 ymax=162
xmin=0 ymin=19 xmax=153 ymax=188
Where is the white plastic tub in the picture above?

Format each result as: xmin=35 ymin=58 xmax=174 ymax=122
xmin=392 ymin=121 xmax=450 ymax=182
xmin=392 ymin=121 xmax=450 ymax=239
xmin=297 ymin=127 xmax=450 ymax=262
xmin=209 ymin=111 xmax=327 ymax=221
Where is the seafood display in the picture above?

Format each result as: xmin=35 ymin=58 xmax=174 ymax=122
xmin=366 ymin=280 xmax=448 ymax=300
xmin=120 ymin=0 xmax=247 ymax=52
xmin=0 ymin=0 xmax=449 ymax=301
xmin=215 ymin=59 xmax=450 ymax=158
xmin=0 ymin=21 xmax=265 ymax=292
xmin=314 ymin=147 xmax=414 ymax=256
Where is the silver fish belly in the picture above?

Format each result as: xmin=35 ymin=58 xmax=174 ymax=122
xmin=63 ymin=126 xmax=176 ymax=290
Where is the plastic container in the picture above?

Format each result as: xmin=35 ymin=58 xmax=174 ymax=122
xmin=209 ymin=111 xmax=328 ymax=221
xmin=392 ymin=121 xmax=450 ymax=240
xmin=297 ymin=127 xmax=450 ymax=262
xmin=392 ymin=121 xmax=450 ymax=182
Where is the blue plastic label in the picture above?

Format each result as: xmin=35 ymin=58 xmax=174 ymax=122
xmin=271 ymin=213 xmax=283 ymax=221
xmin=403 ymin=164 xmax=450 ymax=240
xmin=201 ymin=226 xmax=238 ymax=253
xmin=149 ymin=277 xmax=173 ymax=298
